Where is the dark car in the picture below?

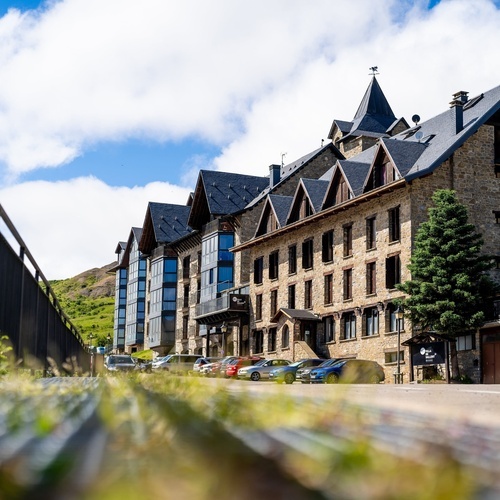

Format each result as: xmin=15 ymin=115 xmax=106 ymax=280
xmin=269 ymin=358 xmax=324 ymax=384
xmin=104 ymin=355 xmax=137 ymax=372
xmin=298 ymin=358 xmax=344 ymax=384
xmin=310 ymin=359 xmax=385 ymax=384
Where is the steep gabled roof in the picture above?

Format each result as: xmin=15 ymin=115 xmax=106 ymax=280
xmin=118 ymin=227 xmax=143 ymax=268
xmin=255 ymin=195 xmax=293 ymax=237
xmin=301 ymin=178 xmax=329 ymax=212
xmin=188 ymin=170 xmax=268 ymax=229
xmin=245 ymin=142 xmax=344 ymax=209
xmin=328 ymin=76 xmax=399 ymax=142
xmin=139 ymin=202 xmax=192 ymax=254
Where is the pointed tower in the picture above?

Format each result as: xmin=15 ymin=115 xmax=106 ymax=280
xmin=328 ymin=76 xmax=408 ymax=158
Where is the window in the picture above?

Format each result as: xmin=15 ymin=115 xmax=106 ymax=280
xmin=323 ymin=316 xmax=335 ymax=343
xmin=324 ymin=274 xmax=333 ymax=305
xmin=388 ymin=206 xmax=400 ymax=242
xmin=494 ymin=211 xmax=500 ymax=224
xmin=288 ymin=245 xmax=297 ymax=274
xmin=302 ymin=239 xmax=314 ymax=269
xmin=385 ymin=351 xmax=404 ymax=364
xmin=342 ymin=312 xmax=356 ymax=340
xmin=343 ymin=268 xmax=353 ymax=300
xmin=254 ymin=330 xmax=264 ymax=353
xmin=343 ymin=224 xmax=353 ymax=257
xmin=386 ymin=254 xmax=401 ymax=289
xmin=255 ymin=294 xmax=262 ymax=321
xmin=268 ymin=327 xmax=277 ymax=352
xmin=270 ymin=289 xmax=278 ymax=318
xmin=183 ymin=285 xmax=189 ymax=308
xmin=366 ymin=216 xmax=376 ymax=250
xmin=182 ymin=256 xmax=190 ymax=279
xmin=387 ymin=303 xmax=404 ymax=333
xmin=254 ymin=257 xmax=263 ymax=284
xmin=269 ymin=251 xmax=279 ymax=280
xmin=282 ymin=325 xmax=290 ymax=348
xmin=182 ymin=316 xmax=188 ymax=339
xmin=288 ymin=284 xmax=296 ymax=309
xmin=457 ymin=334 xmax=476 ymax=351
xmin=322 ymin=230 xmax=334 ymax=262
xmin=266 ymin=211 xmax=278 ymax=233
xmin=299 ymin=194 xmax=313 ymax=219
xmin=304 ymin=280 xmax=313 ymax=309
xmin=366 ymin=261 xmax=377 ymax=295
xmin=335 ymin=176 xmax=350 ymax=204
xmin=363 ymin=307 xmax=379 ymax=336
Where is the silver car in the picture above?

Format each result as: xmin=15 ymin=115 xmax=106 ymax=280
xmin=238 ymin=359 xmax=291 ymax=381
xmin=104 ymin=355 xmax=137 ymax=372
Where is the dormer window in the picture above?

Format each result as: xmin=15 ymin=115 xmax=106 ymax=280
xmin=374 ymin=153 xmax=395 ymax=187
xmin=266 ymin=211 xmax=278 ymax=233
xmin=299 ymin=194 xmax=313 ymax=219
xmin=335 ymin=177 xmax=350 ymax=204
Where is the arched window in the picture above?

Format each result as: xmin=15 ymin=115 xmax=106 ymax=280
xmin=282 ymin=325 xmax=290 ymax=349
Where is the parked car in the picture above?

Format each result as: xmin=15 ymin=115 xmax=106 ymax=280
xmin=151 ymin=354 xmax=202 ymax=373
xmin=225 ymin=356 xmax=263 ymax=378
xmin=310 ymin=359 xmax=385 ymax=384
xmin=298 ymin=358 xmax=345 ymax=384
xmin=104 ymin=354 xmax=137 ymax=372
xmin=193 ymin=357 xmax=221 ymax=374
xmin=269 ymin=358 xmax=324 ymax=384
xmin=200 ymin=356 xmax=239 ymax=377
xmin=238 ymin=359 xmax=291 ymax=381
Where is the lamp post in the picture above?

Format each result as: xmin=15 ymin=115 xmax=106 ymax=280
xmin=221 ymin=323 xmax=227 ymax=357
xmin=395 ymin=307 xmax=404 ymax=384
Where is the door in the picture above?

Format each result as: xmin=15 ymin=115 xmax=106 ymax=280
xmin=482 ymin=330 xmax=500 ymax=384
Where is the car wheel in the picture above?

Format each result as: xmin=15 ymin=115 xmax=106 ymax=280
xmin=250 ymin=371 xmax=261 ymax=381
xmin=369 ymin=374 xmax=381 ymax=384
xmin=326 ymin=373 xmax=339 ymax=384
xmin=284 ymin=373 xmax=295 ymax=385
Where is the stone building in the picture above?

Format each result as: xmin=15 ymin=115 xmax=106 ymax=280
xmin=233 ymin=79 xmax=500 ymax=384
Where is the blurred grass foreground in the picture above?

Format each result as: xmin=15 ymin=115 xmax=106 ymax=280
xmin=0 ymin=372 xmax=485 ymax=500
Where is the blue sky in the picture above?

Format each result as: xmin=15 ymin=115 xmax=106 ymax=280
xmin=0 ymin=0 xmax=499 ymax=279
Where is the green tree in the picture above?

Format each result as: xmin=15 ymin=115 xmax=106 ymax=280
xmin=397 ymin=189 xmax=498 ymax=376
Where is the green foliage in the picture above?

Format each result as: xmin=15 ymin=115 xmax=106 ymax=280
xmin=0 ymin=335 xmax=13 ymax=375
xmin=397 ymin=189 xmax=498 ymax=335
xmin=49 ymin=265 xmax=115 ymax=345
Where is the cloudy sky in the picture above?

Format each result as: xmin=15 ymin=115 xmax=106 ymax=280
xmin=0 ymin=0 xmax=499 ymax=279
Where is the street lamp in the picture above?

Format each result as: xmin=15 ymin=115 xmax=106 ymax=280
xmin=395 ymin=306 xmax=404 ymax=384
xmin=221 ymin=323 xmax=227 ymax=357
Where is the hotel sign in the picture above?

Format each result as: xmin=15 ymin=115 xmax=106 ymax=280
xmin=411 ymin=341 xmax=446 ymax=366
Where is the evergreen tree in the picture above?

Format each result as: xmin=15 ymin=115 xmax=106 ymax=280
xmin=397 ymin=189 xmax=497 ymax=336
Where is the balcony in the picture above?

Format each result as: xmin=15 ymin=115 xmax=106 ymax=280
xmin=194 ymin=293 xmax=249 ymax=325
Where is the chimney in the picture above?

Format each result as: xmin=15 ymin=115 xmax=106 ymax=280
xmin=449 ymin=90 xmax=468 ymax=134
xmin=269 ymin=164 xmax=281 ymax=188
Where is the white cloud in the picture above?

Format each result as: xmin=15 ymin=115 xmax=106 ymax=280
xmin=0 ymin=177 xmax=191 ymax=279
xmin=0 ymin=0 xmax=500 ymax=279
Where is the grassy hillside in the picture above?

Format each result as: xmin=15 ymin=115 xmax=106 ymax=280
xmin=50 ymin=263 xmax=116 ymax=346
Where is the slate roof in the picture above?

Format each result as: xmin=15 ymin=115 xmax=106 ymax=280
xmin=392 ymin=84 xmax=500 ymax=181
xmin=149 ymin=202 xmax=192 ymax=243
xmin=338 ymin=160 xmax=372 ymax=197
xmin=245 ymin=143 xmax=344 ymax=209
xmin=328 ymin=76 xmax=399 ymax=142
xmin=268 ymin=195 xmax=293 ymax=227
xmin=189 ymin=170 xmax=268 ymax=229
xmin=271 ymin=308 xmax=322 ymax=323
xmin=301 ymin=178 xmax=329 ymax=212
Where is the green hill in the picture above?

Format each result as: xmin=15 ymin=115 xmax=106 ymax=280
xmin=50 ymin=263 xmax=116 ymax=347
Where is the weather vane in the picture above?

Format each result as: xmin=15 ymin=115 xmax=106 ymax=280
xmin=369 ymin=66 xmax=379 ymax=76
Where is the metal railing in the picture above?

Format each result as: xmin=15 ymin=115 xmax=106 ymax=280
xmin=0 ymin=204 xmax=90 ymax=373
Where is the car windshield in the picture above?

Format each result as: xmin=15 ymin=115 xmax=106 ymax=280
xmin=110 ymin=356 xmax=134 ymax=364
xmin=254 ymin=359 xmax=267 ymax=367
xmin=320 ymin=359 xmax=340 ymax=367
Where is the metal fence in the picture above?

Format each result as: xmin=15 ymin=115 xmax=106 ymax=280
xmin=0 ymin=204 xmax=90 ymax=374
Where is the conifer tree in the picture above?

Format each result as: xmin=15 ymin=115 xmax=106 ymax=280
xmin=397 ymin=189 xmax=497 ymax=336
